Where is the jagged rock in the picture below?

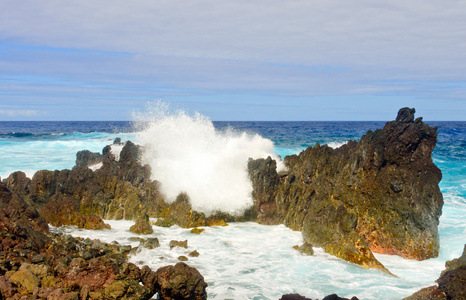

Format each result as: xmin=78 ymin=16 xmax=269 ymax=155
xmin=76 ymin=149 xmax=103 ymax=168
xmin=189 ymin=250 xmax=200 ymax=257
xmin=280 ymin=294 xmax=312 ymax=300
xmin=39 ymin=195 xmax=111 ymax=230
xmin=295 ymin=243 xmax=314 ymax=255
xmin=323 ymin=295 xmax=359 ymax=300
xmin=0 ymin=184 xmax=160 ymax=299
xmin=403 ymin=286 xmax=447 ymax=300
xmin=129 ymin=220 xmax=153 ymax=235
xmin=396 ymin=107 xmax=416 ymax=123
xmin=142 ymin=238 xmax=160 ymax=249
xmin=248 ymin=108 xmax=443 ymax=272
xmin=154 ymin=262 xmax=207 ymax=300
xmin=169 ymin=240 xmax=188 ymax=250
xmin=247 ymin=156 xmax=280 ymax=224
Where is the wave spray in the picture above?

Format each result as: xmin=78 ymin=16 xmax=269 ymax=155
xmin=134 ymin=102 xmax=284 ymax=216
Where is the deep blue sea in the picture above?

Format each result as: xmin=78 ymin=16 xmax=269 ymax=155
xmin=0 ymin=119 xmax=465 ymax=299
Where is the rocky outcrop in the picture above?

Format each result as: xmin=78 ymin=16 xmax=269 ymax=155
xmin=6 ymin=139 xmax=169 ymax=226
xmin=404 ymin=244 xmax=466 ymax=300
xmin=248 ymin=108 xmax=443 ymax=271
xmin=0 ymin=182 xmax=208 ymax=300
xmin=0 ymin=182 xmax=152 ymax=299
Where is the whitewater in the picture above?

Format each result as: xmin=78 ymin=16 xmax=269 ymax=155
xmin=0 ymin=111 xmax=465 ymax=299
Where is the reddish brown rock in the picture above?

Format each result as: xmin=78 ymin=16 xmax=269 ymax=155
xmin=154 ymin=262 xmax=207 ymax=300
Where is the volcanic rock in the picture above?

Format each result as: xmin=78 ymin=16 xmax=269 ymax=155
xmin=248 ymin=108 xmax=443 ymax=271
xmin=76 ymin=149 xmax=103 ymax=168
xmin=169 ymin=240 xmax=188 ymax=250
xmin=129 ymin=215 xmax=154 ymax=235
xmin=154 ymin=262 xmax=207 ymax=300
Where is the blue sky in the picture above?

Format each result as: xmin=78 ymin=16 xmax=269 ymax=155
xmin=1 ymin=1 xmax=465 ymax=121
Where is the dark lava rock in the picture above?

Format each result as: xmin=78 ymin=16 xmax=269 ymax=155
xmin=280 ymin=294 xmax=312 ymax=300
xmin=248 ymin=108 xmax=442 ymax=272
xmin=75 ymin=149 xmax=103 ymax=168
xmin=323 ymin=294 xmax=359 ymax=300
xmin=155 ymin=262 xmax=207 ymax=300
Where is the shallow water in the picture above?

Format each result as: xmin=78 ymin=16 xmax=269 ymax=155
xmin=55 ymin=220 xmax=447 ymax=300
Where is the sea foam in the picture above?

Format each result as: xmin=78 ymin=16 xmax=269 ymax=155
xmin=134 ymin=102 xmax=285 ymax=216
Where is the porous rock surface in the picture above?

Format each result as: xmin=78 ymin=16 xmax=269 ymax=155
xmin=248 ymin=108 xmax=443 ymax=271
xmin=0 ymin=182 xmax=208 ymax=300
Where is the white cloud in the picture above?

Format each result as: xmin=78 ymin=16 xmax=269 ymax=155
xmin=0 ymin=109 xmax=43 ymax=117
xmin=0 ymin=0 xmax=465 ymax=120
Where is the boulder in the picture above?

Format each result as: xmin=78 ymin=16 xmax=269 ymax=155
xmin=154 ymin=262 xmax=207 ymax=300
xmin=129 ymin=220 xmax=153 ymax=235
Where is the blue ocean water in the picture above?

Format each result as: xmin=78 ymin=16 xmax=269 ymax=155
xmin=1 ymin=119 xmax=465 ymax=299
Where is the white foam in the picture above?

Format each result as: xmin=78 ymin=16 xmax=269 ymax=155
xmin=88 ymin=162 xmax=103 ymax=171
xmin=327 ymin=141 xmax=348 ymax=149
xmin=110 ymin=143 xmax=125 ymax=161
xmin=134 ymin=102 xmax=285 ymax=216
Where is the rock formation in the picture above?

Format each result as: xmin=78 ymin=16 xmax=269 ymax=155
xmin=2 ymin=107 xmax=443 ymax=276
xmin=0 ymin=181 xmax=208 ymax=299
xmin=248 ymin=108 xmax=443 ymax=271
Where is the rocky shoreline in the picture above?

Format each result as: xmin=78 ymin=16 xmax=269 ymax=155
xmin=0 ymin=107 xmax=462 ymax=299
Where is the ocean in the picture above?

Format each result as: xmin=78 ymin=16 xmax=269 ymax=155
xmin=0 ymin=116 xmax=465 ymax=300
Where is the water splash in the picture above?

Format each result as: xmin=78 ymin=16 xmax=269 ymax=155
xmin=134 ymin=102 xmax=285 ymax=216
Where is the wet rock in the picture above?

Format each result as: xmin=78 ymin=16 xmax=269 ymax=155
xmin=76 ymin=150 xmax=103 ymax=168
xmin=403 ymin=286 xmax=447 ymax=300
xmin=280 ymin=294 xmax=312 ymax=300
xmin=248 ymin=108 xmax=442 ymax=272
xmin=189 ymin=250 xmax=200 ymax=257
xmin=178 ymin=256 xmax=188 ymax=261
xmin=322 ymin=294 xmax=359 ymax=300
xmin=155 ymin=262 xmax=207 ymax=300
xmin=140 ymin=265 xmax=158 ymax=295
xmin=0 ymin=183 xmax=162 ymax=300
xmin=190 ymin=227 xmax=205 ymax=234
xmin=247 ymin=156 xmax=280 ymax=224
xmin=296 ymin=243 xmax=314 ymax=255
xmin=169 ymin=240 xmax=188 ymax=250
xmin=129 ymin=220 xmax=153 ymax=235
xmin=142 ymin=237 xmax=160 ymax=249
xmin=39 ymin=195 xmax=110 ymax=230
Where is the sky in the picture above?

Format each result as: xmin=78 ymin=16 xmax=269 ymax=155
xmin=0 ymin=0 xmax=465 ymax=121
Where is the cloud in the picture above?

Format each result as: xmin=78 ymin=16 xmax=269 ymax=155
xmin=0 ymin=0 xmax=465 ymax=120
xmin=0 ymin=109 xmax=43 ymax=117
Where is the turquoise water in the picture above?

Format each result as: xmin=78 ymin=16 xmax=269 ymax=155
xmin=1 ymin=120 xmax=465 ymax=299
